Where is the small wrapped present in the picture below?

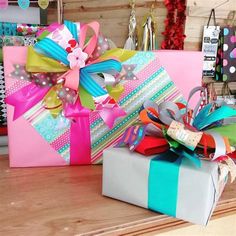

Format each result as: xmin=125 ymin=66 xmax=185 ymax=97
xmin=103 ymin=89 xmax=236 ymax=225
xmin=102 ymin=147 xmax=228 ymax=225
xmin=4 ymin=21 xmax=186 ymax=167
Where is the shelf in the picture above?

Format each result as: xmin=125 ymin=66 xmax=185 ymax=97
xmin=0 ymin=156 xmax=235 ymax=235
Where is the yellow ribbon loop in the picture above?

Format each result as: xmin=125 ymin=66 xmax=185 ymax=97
xmin=26 ymin=47 xmax=68 ymax=73
xmin=43 ymin=84 xmax=63 ymax=117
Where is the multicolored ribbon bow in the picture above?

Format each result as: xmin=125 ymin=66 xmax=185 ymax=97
xmin=118 ymin=87 xmax=236 ymax=163
xmin=5 ymin=20 xmax=130 ymax=165
xmin=7 ymin=20 xmax=127 ymax=128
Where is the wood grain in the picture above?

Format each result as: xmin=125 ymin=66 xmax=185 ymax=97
xmin=47 ymin=0 xmax=167 ymax=48
xmin=0 ymin=156 xmax=235 ymax=236
xmin=47 ymin=0 xmax=235 ymax=50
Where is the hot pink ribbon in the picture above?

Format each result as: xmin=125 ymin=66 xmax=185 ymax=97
xmin=64 ymin=98 xmax=91 ymax=165
xmin=95 ymin=96 xmax=126 ymax=129
xmin=5 ymin=84 xmax=50 ymax=120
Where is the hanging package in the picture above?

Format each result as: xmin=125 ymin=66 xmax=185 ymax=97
xmin=202 ymin=9 xmax=220 ymax=77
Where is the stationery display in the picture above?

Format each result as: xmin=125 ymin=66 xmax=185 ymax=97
xmin=4 ymin=21 xmax=186 ymax=167
xmin=0 ymin=22 xmax=45 ymax=36
xmin=1 ymin=35 xmax=37 ymax=46
xmin=16 ymin=23 xmax=46 ymax=36
xmin=202 ymin=9 xmax=220 ymax=77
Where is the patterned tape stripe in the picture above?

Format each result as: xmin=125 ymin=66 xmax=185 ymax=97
xmin=91 ymin=78 xmax=176 ymax=151
xmin=51 ymin=129 xmax=70 ymax=150
xmin=90 ymin=66 xmax=165 ymax=129
xmin=90 ymin=76 xmax=172 ymax=145
xmin=90 ymin=70 xmax=173 ymax=145
xmin=58 ymin=146 xmax=70 ymax=163
xmin=91 ymin=90 xmax=181 ymax=160
xmin=27 ymin=106 xmax=45 ymax=123
xmin=91 ymin=90 xmax=183 ymax=162
xmin=6 ymin=79 xmax=31 ymax=97
xmin=91 ymin=82 xmax=180 ymax=158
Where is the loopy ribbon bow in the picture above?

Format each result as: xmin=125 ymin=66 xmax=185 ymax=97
xmin=117 ymin=87 xmax=236 ymax=166
xmin=5 ymin=21 xmax=130 ymax=165
xmin=6 ymin=20 xmax=127 ymax=128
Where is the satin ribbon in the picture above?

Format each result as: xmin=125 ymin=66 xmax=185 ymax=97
xmin=5 ymin=83 xmax=50 ymax=120
xmin=64 ymin=98 xmax=91 ymax=165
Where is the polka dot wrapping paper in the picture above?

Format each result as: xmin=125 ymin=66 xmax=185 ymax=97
xmin=215 ymin=26 xmax=236 ymax=81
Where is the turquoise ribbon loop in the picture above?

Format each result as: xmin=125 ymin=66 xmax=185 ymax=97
xmin=80 ymin=59 xmax=122 ymax=97
xmin=193 ymin=103 xmax=236 ymax=130
xmin=148 ymin=149 xmax=201 ymax=216
xmin=170 ymin=147 xmax=201 ymax=168
xmin=35 ymin=38 xmax=69 ymax=65
xmin=64 ymin=20 xmax=78 ymax=42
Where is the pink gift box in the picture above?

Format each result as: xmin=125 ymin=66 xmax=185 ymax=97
xmin=4 ymin=46 xmax=203 ymax=167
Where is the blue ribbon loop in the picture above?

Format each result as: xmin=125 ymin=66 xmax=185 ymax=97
xmin=64 ymin=20 xmax=78 ymax=42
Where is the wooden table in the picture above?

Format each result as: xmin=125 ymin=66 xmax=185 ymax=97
xmin=0 ymin=156 xmax=236 ymax=236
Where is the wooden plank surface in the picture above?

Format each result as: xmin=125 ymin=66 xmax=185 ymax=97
xmin=0 ymin=156 xmax=235 ymax=236
xmin=47 ymin=0 xmax=235 ymax=50
xmin=47 ymin=0 xmax=166 ymax=48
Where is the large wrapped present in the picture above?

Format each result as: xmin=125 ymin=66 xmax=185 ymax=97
xmin=4 ymin=21 xmax=188 ymax=167
xmin=102 ymin=147 xmax=229 ymax=225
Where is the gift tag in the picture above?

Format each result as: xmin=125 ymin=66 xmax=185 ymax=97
xmin=167 ymin=120 xmax=203 ymax=151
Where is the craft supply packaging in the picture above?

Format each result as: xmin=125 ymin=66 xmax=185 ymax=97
xmin=202 ymin=9 xmax=220 ymax=77
xmin=4 ymin=20 xmax=190 ymax=167
xmin=103 ymin=148 xmax=228 ymax=225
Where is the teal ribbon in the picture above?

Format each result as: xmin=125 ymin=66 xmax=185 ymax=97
xmin=148 ymin=149 xmax=200 ymax=216
xmin=34 ymin=21 xmax=122 ymax=98
xmin=193 ymin=103 xmax=236 ymax=130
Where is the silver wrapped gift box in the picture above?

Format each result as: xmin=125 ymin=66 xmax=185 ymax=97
xmin=102 ymin=148 xmax=228 ymax=225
